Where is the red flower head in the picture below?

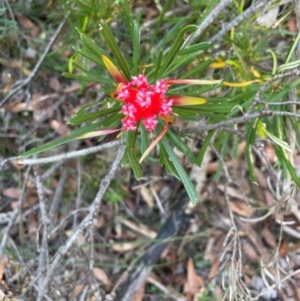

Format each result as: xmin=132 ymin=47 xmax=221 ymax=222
xmin=101 ymin=55 xmax=220 ymax=161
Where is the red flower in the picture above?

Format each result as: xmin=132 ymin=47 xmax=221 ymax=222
xmin=101 ymin=55 xmax=220 ymax=161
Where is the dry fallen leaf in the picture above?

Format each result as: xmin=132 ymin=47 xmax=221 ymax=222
xmin=118 ymin=217 xmax=157 ymax=239
xmin=133 ymin=282 xmax=145 ymax=301
xmin=261 ymin=227 xmax=277 ymax=249
xmin=140 ymin=185 xmax=154 ymax=208
xmin=49 ymin=77 xmax=63 ymax=92
xmin=0 ymin=256 xmax=7 ymax=280
xmin=242 ymin=241 xmax=259 ymax=262
xmin=208 ymin=258 xmax=220 ymax=279
xmin=15 ymin=14 xmax=40 ymax=37
xmin=2 ymin=188 xmax=20 ymax=200
xmin=184 ymin=258 xmax=204 ymax=297
xmin=65 ymin=230 xmax=88 ymax=255
xmin=50 ymin=120 xmax=69 ymax=136
xmin=92 ymin=267 xmax=111 ymax=290
xmin=73 ymin=284 xmax=84 ymax=297
xmin=0 ymin=290 xmax=5 ymax=301
xmin=111 ymin=241 xmax=139 ymax=252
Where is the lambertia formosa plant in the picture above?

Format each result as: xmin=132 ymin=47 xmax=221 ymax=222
xmin=21 ymin=18 xmax=234 ymax=202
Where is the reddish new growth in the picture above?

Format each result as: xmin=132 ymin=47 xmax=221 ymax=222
xmin=115 ymin=75 xmax=172 ymax=132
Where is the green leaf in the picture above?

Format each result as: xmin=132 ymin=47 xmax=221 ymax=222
xmin=62 ymin=72 xmax=103 ymax=83
xmin=215 ymin=133 xmax=228 ymax=182
xmin=198 ymin=130 xmax=215 ymax=165
xmin=181 ymin=59 xmax=213 ymax=79
xmin=140 ymin=126 xmax=149 ymax=155
xmin=173 ymin=102 xmax=234 ymax=114
xmin=284 ymin=32 xmax=300 ymax=64
xmin=73 ymin=0 xmax=90 ymax=12
xmin=153 ymin=49 xmax=163 ymax=81
xmin=151 ymin=17 xmax=187 ymax=62
xmin=21 ymin=121 xmax=103 ymax=157
xmin=157 ymin=25 xmax=198 ymax=77
xmin=160 ymin=134 xmax=198 ymax=202
xmin=72 ymin=46 xmax=105 ymax=67
xmin=267 ymin=76 xmax=300 ymax=103
xmin=246 ymin=119 xmax=258 ymax=184
xmin=127 ymin=129 xmax=138 ymax=149
xmin=162 ymin=50 xmax=204 ymax=77
xmin=127 ymin=148 xmax=143 ymax=179
xmin=179 ymin=42 xmax=210 ymax=55
xmin=166 ymin=129 xmax=199 ymax=165
xmin=264 ymin=128 xmax=291 ymax=152
xmin=99 ymin=20 xmax=131 ymax=81
xmin=79 ymin=32 xmax=106 ymax=59
xmin=149 ymin=0 xmax=174 ymax=53
xmin=276 ymin=146 xmax=300 ymax=189
xmin=102 ymin=112 xmax=122 ymax=127
xmin=160 ymin=144 xmax=180 ymax=179
xmin=69 ymin=106 xmax=120 ymax=125
xmin=132 ymin=22 xmax=140 ymax=75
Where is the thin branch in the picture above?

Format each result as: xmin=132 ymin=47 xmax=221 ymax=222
xmin=49 ymin=166 xmax=68 ymax=222
xmin=0 ymin=166 xmax=31 ymax=256
xmin=185 ymin=0 xmax=232 ymax=46
xmin=73 ymin=158 xmax=82 ymax=229
xmin=0 ymin=140 xmax=124 ymax=168
xmin=36 ymin=145 xmax=126 ymax=301
xmin=1 ymin=17 xmax=67 ymax=106
xmin=209 ymin=0 xmax=272 ymax=44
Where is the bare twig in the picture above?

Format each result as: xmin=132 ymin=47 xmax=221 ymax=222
xmin=209 ymin=0 xmax=272 ymax=44
xmin=1 ymin=17 xmax=67 ymax=106
xmin=0 ymin=166 xmax=31 ymax=256
xmin=36 ymin=145 xmax=126 ymax=301
xmin=0 ymin=140 xmax=124 ymax=168
xmin=49 ymin=166 xmax=68 ymax=222
xmin=73 ymin=158 xmax=82 ymax=229
xmin=185 ymin=0 xmax=233 ymax=46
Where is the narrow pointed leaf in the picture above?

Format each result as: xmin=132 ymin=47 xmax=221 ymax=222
xmin=153 ymin=49 xmax=163 ymax=80
xmin=140 ymin=126 xmax=149 ymax=155
xmin=158 ymin=25 xmax=198 ymax=77
xmin=62 ymin=73 xmax=103 ymax=83
xmin=167 ymin=79 xmax=221 ymax=85
xmin=171 ymin=95 xmax=207 ymax=106
xmin=223 ymin=80 xmax=262 ymax=87
xmin=76 ymin=129 xmax=120 ymax=139
xmin=160 ymin=145 xmax=180 ymax=179
xmin=182 ymin=59 xmax=213 ymax=79
xmin=265 ymin=128 xmax=291 ymax=152
xmin=101 ymin=55 xmax=128 ymax=84
xmin=21 ymin=121 xmax=103 ymax=157
xmin=79 ymin=33 xmax=106 ymax=59
xmin=99 ymin=20 xmax=131 ymax=80
xmin=128 ymin=148 xmax=143 ymax=179
xmin=166 ymin=129 xmax=199 ymax=165
xmin=179 ymin=42 xmax=210 ymax=55
xmin=276 ymin=146 xmax=300 ymax=189
xmin=198 ymin=130 xmax=215 ymax=165
xmin=133 ymin=22 xmax=140 ymax=75
xmin=72 ymin=46 xmax=105 ymax=67
xmin=140 ymin=121 xmax=169 ymax=163
xmin=69 ymin=107 xmax=120 ymax=125
xmin=246 ymin=119 xmax=258 ymax=184
xmin=160 ymin=134 xmax=198 ymax=203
